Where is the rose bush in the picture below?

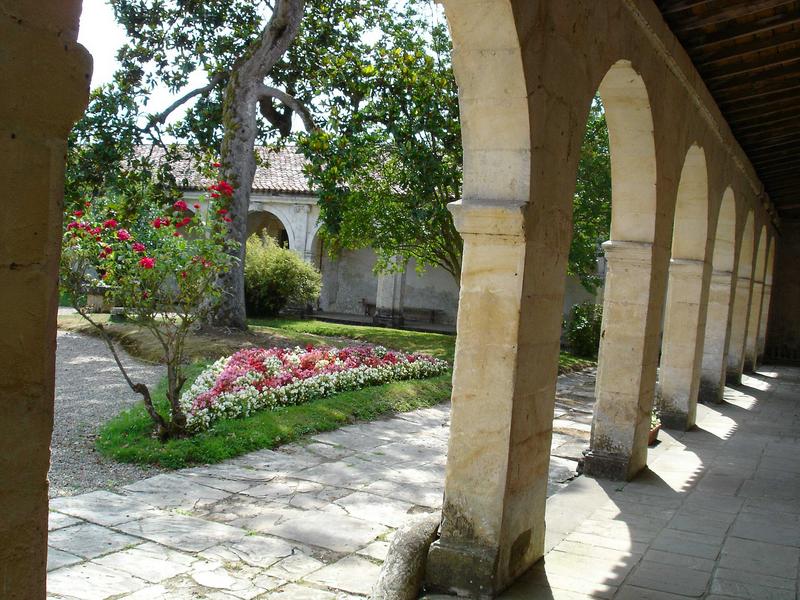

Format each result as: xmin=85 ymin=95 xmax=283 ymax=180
xmin=60 ymin=166 xmax=239 ymax=440
xmin=181 ymin=344 xmax=449 ymax=432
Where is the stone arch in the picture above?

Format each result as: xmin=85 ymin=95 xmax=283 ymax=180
xmin=600 ymin=60 xmax=658 ymax=243
xmin=744 ymin=225 xmax=768 ymax=369
xmin=698 ymin=187 xmax=738 ymax=403
xmin=247 ymin=210 xmax=292 ymax=249
xmin=712 ymin=188 xmax=737 ymax=273
xmin=440 ymin=0 xmax=530 ymax=204
xmin=657 ymin=144 xmax=711 ymax=430
xmin=727 ymin=210 xmax=755 ymax=378
xmin=586 ymin=59 xmax=661 ymax=479
xmin=670 ymin=144 xmax=709 ymax=261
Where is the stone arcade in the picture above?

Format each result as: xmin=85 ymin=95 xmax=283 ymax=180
xmin=2 ymin=1 xmax=800 ymax=598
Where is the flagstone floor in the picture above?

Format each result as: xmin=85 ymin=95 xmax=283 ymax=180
xmin=49 ymin=366 xmax=798 ymax=599
xmin=492 ymin=367 xmax=800 ymax=599
xmin=47 ymin=369 xmax=596 ymax=599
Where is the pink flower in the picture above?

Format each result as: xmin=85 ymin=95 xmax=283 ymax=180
xmin=173 ymin=200 xmax=188 ymax=211
xmin=132 ymin=242 xmax=146 ymax=253
xmin=116 ymin=229 xmax=131 ymax=241
xmin=138 ymin=257 xmax=155 ymax=269
xmin=102 ymin=219 xmax=118 ymax=229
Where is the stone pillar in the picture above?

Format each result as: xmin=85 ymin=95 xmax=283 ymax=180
xmin=373 ymin=258 xmax=406 ymax=327
xmin=0 ymin=3 xmax=91 ymax=598
xmin=658 ymin=259 xmax=709 ymax=430
xmin=743 ymin=278 xmax=764 ymax=372
xmin=426 ymin=201 xmax=566 ymax=597
xmin=698 ymin=270 xmax=735 ymax=403
xmin=757 ymin=282 xmax=772 ymax=362
xmin=584 ymin=241 xmax=661 ymax=481
xmin=726 ymin=276 xmax=752 ymax=384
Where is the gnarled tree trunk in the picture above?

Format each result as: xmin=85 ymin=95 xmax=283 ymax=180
xmin=212 ymin=0 xmax=306 ymax=329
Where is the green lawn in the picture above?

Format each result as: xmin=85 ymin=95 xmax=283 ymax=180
xmin=93 ymin=316 xmax=594 ymax=469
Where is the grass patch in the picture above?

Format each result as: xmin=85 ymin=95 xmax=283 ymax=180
xmin=97 ymin=368 xmax=452 ymax=469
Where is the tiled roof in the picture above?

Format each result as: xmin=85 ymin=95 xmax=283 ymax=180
xmin=134 ymin=145 xmax=314 ymax=195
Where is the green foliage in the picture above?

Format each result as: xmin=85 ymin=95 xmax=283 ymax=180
xmin=565 ymin=301 xmax=603 ymax=359
xmin=244 ymin=233 xmax=322 ymax=317
xmin=299 ymin=4 xmax=462 ymax=279
xmin=571 ymin=97 xmax=611 ymax=292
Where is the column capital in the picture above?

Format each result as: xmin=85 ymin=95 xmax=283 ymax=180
xmin=668 ymin=258 xmax=707 ymax=276
xmin=601 ymin=240 xmax=653 ymax=265
xmin=448 ymin=200 xmax=525 ymax=238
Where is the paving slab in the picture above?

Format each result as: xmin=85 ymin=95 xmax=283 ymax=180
xmin=48 ymin=523 xmax=142 ymax=560
xmin=305 ymin=554 xmax=382 ymax=595
xmin=116 ymin=514 xmax=246 ymax=552
xmin=50 ymin=490 xmax=159 ymax=526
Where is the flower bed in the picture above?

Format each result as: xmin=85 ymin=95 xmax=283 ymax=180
xmin=180 ymin=345 xmax=449 ymax=432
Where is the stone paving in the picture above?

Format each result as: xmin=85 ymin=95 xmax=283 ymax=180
xmin=492 ymin=366 xmax=800 ymax=599
xmin=47 ymin=369 xmax=596 ymax=599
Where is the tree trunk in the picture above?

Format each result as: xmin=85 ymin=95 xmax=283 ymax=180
xmin=211 ymin=0 xmax=306 ymax=329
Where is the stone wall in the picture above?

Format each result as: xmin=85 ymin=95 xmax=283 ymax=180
xmin=765 ymin=222 xmax=800 ymax=362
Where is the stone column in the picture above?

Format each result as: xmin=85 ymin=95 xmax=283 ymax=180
xmin=757 ymin=282 xmax=772 ymax=362
xmin=426 ymin=201 xmax=566 ymax=597
xmin=0 ymin=3 xmax=91 ymax=598
xmin=658 ymin=259 xmax=709 ymax=430
xmin=726 ymin=276 xmax=753 ymax=384
xmin=698 ymin=270 xmax=735 ymax=403
xmin=584 ymin=241 xmax=661 ymax=481
xmin=743 ymin=278 xmax=764 ymax=372
xmin=373 ymin=258 xmax=406 ymax=327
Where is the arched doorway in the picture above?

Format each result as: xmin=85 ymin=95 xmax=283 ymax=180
xmin=247 ymin=211 xmax=290 ymax=249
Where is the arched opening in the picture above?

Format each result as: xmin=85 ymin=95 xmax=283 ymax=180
xmin=658 ymin=144 xmax=711 ymax=430
xmin=699 ymin=188 xmax=737 ymax=403
xmin=247 ymin=210 xmax=290 ymax=248
xmin=744 ymin=226 xmax=768 ymax=369
xmin=727 ymin=210 xmax=755 ymax=379
xmin=602 ymin=61 xmax=658 ymax=243
xmin=584 ymin=59 xmax=660 ymax=481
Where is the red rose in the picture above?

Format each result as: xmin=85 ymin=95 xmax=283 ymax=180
xmin=216 ymin=208 xmax=228 ymax=215
xmin=152 ymin=217 xmax=170 ymax=228
xmin=223 ymin=216 xmax=233 ymax=222
xmin=173 ymin=200 xmax=188 ymax=211
xmin=139 ymin=257 xmax=155 ymax=269
xmin=102 ymin=219 xmax=118 ymax=229
xmin=132 ymin=242 xmax=146 ymax=253
xmin=181 ymin=271 xmax=187 ymax=279
xmin=212 ymin=162 xmax=222 ymax=168
xmin=66 ymin=221 xmax=79 ymax=231
xmin=73 ymin=210 xmax=83 ymax=217
xmin=116 ymin=229 xmax=131 ymax=241
xmin=193 ymin=203 xmax=201 ymax=209
xmin=175 ymin=216 xmax=192 ymax=228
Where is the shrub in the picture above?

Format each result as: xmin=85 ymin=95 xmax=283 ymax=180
xmin=565 ymin=301 xmax=603 ymax=359
xmin=244 ymin=233 xmax=322 ymax=316
xmin=60 ymin=172 xmax=237 ymax=440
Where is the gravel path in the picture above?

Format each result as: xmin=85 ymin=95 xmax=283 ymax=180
xmin=50 ymin=330 xmax=165 ymax=498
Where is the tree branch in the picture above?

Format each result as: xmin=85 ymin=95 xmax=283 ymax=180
xmin=143 ymin=72 xmax=225 ymax=132
xmin=257 ymin=84 xmax=316 ymax=133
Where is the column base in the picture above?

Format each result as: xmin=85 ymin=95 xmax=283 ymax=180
xmin=373 ymin=310 xmax=404 ymax=328
xmin=743 ymin=358 xmax=757 ymax=373
xmin=582 ymin=449 xmax=641 ymax=481
xmin=425 ymin=539 xmax=500 ymax=598
xmin=660 ymin=410 xmax=693 ymax=431
xmin=725 ymin=371 xmax=742 ymax=386
xmin=698 ymin=379 xmax=724 ymax=404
